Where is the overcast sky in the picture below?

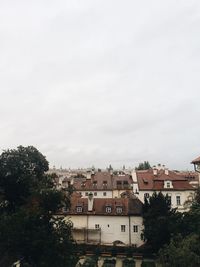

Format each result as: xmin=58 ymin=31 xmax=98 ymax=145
xmin=0 ymin=0 xmax=200 ymax=170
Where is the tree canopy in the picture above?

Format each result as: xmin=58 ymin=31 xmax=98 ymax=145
xmin=158 ymin=187 xmax=200 ymax=266
xmin=142 ymin=192 xmax=182 ymax=251
xmin=135 ymin=161 xmax=151 ymax=170
xmin=0 ymin=146 xmax=77 ymax=267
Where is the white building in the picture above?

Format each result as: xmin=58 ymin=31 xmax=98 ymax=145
xmin=132 ymin=167 xmax=196 ymax=211
xmin=63 ymin=192 xmax=144 ymax=247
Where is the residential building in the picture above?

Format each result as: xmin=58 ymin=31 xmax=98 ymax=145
xmin=133 ymin=167 xmax=196 ymax=211
xmin=63 ymin=192 xmax=144 ymax=247
xmin=73 ymin=171 xmax=133 ymax=199
xmin=191 ymin=156 xmax=200 ymax=174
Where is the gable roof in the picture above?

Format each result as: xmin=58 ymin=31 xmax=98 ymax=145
xmin=73 ymin=171 xmax=132 ymax=191
xmin=64 ymin=193 xmax=142 ymax=216
xmin=136 ymin=169 xmax=194 ymax=191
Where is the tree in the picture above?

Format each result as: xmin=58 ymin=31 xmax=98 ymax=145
xmin=159 ymin=234 xmax=200 ymax=267
xmin=142 ymin=192 xmax=181 ymax=251
xmin=0 ymin=146 xmax=77 ymax=267
xmin=159 ymin=188 xmax=200 ymax=266
xmin=135 ymin=161 xmax=151 ymax=170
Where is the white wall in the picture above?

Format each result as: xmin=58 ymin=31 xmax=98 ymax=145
xmin=130 ymin=216 xmax=144 ymax=247
xmin=136 ymin=190 xmax=195 ymax=211
xmin=67 ymin=215 xmax=143 ymax=247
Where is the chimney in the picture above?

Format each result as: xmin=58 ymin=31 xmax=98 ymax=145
xmin=70 ymin=177 xmax=74 ymax=185
xmin=86 ymin=170 xmax=91 ymax=180
xmin=164 ymin=168 xmax=169 ymax=175
xmin=131 ymin=170 xmax=137 ymax=183
xmin=88 ymin=192 xmax=94 ymax=211
xmin=157 ymin=163 xmax=162 ymax=170
xmin=153 ymin=166 xmax=157 ymax=176
xmin=91 ymin=169 xmax=95 ymax=175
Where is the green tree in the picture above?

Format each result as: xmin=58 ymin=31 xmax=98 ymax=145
xmin=159 ymin=234 xmax=200 ymax=267
xmin=142 ymin=192 xmax=181 ymax=251
xmin=159 ymin=188 xmax=200 ymax=266
xmin=0 ymin=146 xmax=77 ymax=267
xmin=135 ymin=161 xmax=151 ymax=170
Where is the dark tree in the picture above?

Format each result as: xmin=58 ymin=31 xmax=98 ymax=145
xmin=135 ymin=161 xmax=151 ymax=170
xmin=142 ymin=192 xmax=181 ymax=251
xmin=159 ymin=234 xmax=200 ymax=267
xmin=159 ymin=188 xmax=200 ymax=266
xmin=180 ymin=187 xmax=200 ymax=237
xmin=0 ymin=146 xmax=77 ymax=267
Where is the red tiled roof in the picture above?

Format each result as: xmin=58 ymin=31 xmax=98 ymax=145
xmin=65 ymin=193 xmax=142 ymax=216
xmin=73 ymin=171 xmax=132 ymax=191
xmin=176 ymin=171 xmax=199 ymax=182
xmin=136 ymin=169 xmax=194 ymax=191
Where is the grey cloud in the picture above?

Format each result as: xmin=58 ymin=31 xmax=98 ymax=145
xmin=0 ymin=0 xmax=200 ymax=170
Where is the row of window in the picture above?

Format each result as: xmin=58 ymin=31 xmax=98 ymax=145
xmin=76 ymin=206 xmax=123 ymax=213
xmin=95 ymin=224 xmax=139 ymax=233
xmin=144 ymin=194 xmax=182 ymax=206
xmin=85 ymin=192 xmax=107 ymax=197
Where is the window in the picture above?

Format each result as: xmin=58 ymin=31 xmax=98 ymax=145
xmin=123 ymin=180 xmax=129 ymax=189
xmin=85 ymin=192 xmax=88 ymax=196
xmin=81 ymin=182 xmax=85 ymax=188
xmin=167 ymin=195 xmax=172 ymax=205
xmin=116 ymin=181 xmax=122 ymax=189
xmin=144 ymin=193 xmax=150 ymax=199
xmin=93 ymin=181 xmax=97 ymax=188
xmin=94 ymin=192 xmax=97 ymax=196
xmin=103 ymin=192 xmax=107 ymax=196
xmin=95 ymin=224 xmax=100 ymax=229
xmin=103 ymin=181 xmax=108 ymax=189
xmin=166 ymin=182 xmax=170 ymax=188
xmin=121 ymin=225 xmax=126 ymax=232
xmin=76 ymin=206 xmax=82 ymax=212
xmin=116 ymin=207 xmax=123 ymax=214
xmin=176 ymin=196 xmax=181 ymax=206
xmin=164 ymin=180 xmax=173 ymax=189
xmin=106 ymin=206 xmax=112 ymax=213
xmin=133 ymin=225 xmax=138 ymax=233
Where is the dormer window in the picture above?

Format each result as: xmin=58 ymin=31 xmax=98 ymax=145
xmin=116 ymin=206 xmax=123 ymax=214
xmin=76 ymin=206 xmax=83 ymax=213
xmin=106 ymin=206 xmax=112 ymax=213
xmin=123 ymin=180 xmax=129 ymax=189
xmin=103 ymin=181 xmax=108 ymax=189
xmin=93 ymin=181 xmax=97 ymax=188
xmin=81 ymin=182 xmax=85 ymax=188
xmin=117 ymin=181 xmax=122 ymax=189
xmin=164 ymin=180 xmax=173 ymax=189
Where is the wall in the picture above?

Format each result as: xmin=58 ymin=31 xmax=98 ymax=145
xmin=136 ymin=190 xmax=195 ymax=211
xmin=67 ymin=215 xmax=143 ymax=247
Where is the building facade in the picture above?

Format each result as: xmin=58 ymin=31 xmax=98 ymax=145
xmin=63 ymin=193 xmax=144 ymax=247
xmin=133 ymin=167 xmax=196 ymax=211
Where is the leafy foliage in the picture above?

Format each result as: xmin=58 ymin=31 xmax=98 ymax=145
xmin=80 ymin=257 xmax=98 ymax=267
xmin=123 ymin=258 xmax=135 ymax=267
xmin=158 ymin=187 xmax=200 ymax=266
xmin=142 ymin=192 xmax=181 ymax=251
xmin=135 ymin=161 xmax=151 ymax=170
xmin=159 ymin=234 xmax=200 ymax=267
xmin=0 ymin=146 xmax=77 ymax=267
